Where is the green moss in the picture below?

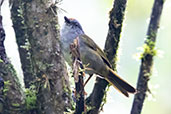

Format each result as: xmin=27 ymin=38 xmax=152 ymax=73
xmin=0 ymin=59 xmax=3 ymax=63
xmin=144 ymin=72 xmax=151 ymax=77
xmin=100 ymin=84 xmax=110 ymax=111
xmin=17 ymin=5 xmax=25 ymax=25
xmin=12 ymin=103 xmax=20 ymax=107
xmin=20 ymin=39 xmax=31 ymax=51
xmin=3 ymin=80 xmax=11 ymax=96
xmin=25 ymin=85 xmax=37 ymax=110
xmin=134 ymin=39 xmax=158 ymax=60
xmin=112 ymin=50 xmax=119 ymax=71
xmin=36 ymin=60 xmax=54 ymax=71
xmin=62 ymin=77 xmax=70 ymax=94
xmin=86 ymin=105 xmax=95 ymax=113
xmin=6 ymin=64 xmax=21 ymax=86
xmin=64 ymin=110 xmax=74 ymax=114
xmin=142 ymin=39 xmax=157 ymax=58
xmin=55 ymin=24 xmax=60 ymax=31
xmin=75 ymin=93 xmax=81 ymax=101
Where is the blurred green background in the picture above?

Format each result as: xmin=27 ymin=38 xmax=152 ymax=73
xmin=2 ymin=0 xmax=171 ymax=114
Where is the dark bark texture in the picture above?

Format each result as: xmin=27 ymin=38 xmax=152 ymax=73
xmin=10 ymin=0 xmax=71 ymax=114
xmin=10 ymin=0 xmax=35 ymax=88
xmin=86 ymin=0 xmax=128 ymax=113
xmin=131 ymin=0 xmax=164 ymax=114
xmin=70 ymin=38 xmax=85 ymax=114
xmin=0 ymin=15 xmax=25 ymax=114
xmin=0 ymin=16 xmax=7 ymax=63
xmin=75 ymin=76 xmax=84 ymax=114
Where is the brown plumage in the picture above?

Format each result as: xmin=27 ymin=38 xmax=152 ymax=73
xmin=79 ymin=34 xmax=136 ymax=97
xmin=61 ymin=16 xmax=136 ymax=97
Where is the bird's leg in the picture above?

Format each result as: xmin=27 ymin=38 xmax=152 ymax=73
xmin=84 ymin=74 xmax=93 ymax=87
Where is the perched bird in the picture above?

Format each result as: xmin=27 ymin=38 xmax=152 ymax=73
xmin=60 ymin=16 xmax=136 ymax=97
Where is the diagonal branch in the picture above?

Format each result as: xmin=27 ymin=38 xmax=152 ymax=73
xmin=86 ymin=0 xmax=128 ymax=113
xmin=131 ymin=0 xmax=165 ymax=114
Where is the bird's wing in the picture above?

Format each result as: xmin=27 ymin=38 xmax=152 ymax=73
xmin=79 ymin=34 xmax=112 ymax=68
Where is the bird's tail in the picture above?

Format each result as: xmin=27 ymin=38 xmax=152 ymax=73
xmin=105 ymin=68 xmax=136 ymax=97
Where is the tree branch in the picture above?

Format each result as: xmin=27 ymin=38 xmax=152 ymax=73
xmin=131 ymin=0 xmax=165 ymax=114
xmin=75 ymin=75 xmax=84 ymax=114
xmin=10 ymin=0 xmax=71 ymax=114
xmin=10 ymin=0 xmax=35 ymax=88
xmin=86 ymin=0 xmax=128 ymax=113
xmin=0 ymin=0 xmax=4 ymax=15
xmin=70 ymin=38 xmax=85 ymax=114
xmin=0 ymin=14 xmax=25 ymax=114
xmin=0 ymin=16 xmax=7 ymax=63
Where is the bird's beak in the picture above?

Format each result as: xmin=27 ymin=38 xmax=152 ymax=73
xmin=64 ymin=16 xmax=70 ymax=23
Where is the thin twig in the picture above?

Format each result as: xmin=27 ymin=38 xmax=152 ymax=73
xmin=70 ymin=37 xmax=85 ymax=114
xmin=84 ymin=74 xmax=93 ymax=87
xmin=0 ymin=0 xmax=4 ymax=15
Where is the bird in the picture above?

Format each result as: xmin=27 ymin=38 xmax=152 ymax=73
xmin=60 ymin=16 xmax=136 ymax=97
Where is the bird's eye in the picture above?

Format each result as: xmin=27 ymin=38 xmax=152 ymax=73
xmin=73 ymin=22 xmax=81 ymax=28
xmin=74 ymin=23 xmax=79 ymax=26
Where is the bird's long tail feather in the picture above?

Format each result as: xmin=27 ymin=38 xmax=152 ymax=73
xmin=105 ymin=68 xmax=136 ymax=97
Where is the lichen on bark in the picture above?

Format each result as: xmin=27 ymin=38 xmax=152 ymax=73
xmin=10 ymin=0 xmax=71 ymax=114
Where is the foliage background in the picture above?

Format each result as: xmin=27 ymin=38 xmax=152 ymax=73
xmin=2 ymin=0 xmax=171 ymax=113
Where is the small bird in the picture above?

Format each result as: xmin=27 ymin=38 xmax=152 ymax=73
xmin=60 ymin=16 xmax=136 ymax=97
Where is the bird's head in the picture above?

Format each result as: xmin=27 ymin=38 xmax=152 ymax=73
xmin=61 ymin=16 xmax=84 ymax=36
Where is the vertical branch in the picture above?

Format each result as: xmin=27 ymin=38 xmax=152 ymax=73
xmin=131 ymin=0 xmax=164 ymax=114
xmin=10 ymin=0 xmax=35 ymax=88
xmin=0 ymin=16 xmax=7 ymax=63
xmin=10 ymin=0 xmax=71 ymax=114
xmin=70 ymin=38 xmax=85 ymax=114
xmin=0 ymin=0 xmax=7 ymax=63
xmin=75 ymin=76 xmax=84 ymax=114
xmin=0 ymin=10 xmax=25 ymax=114
xmin=86 ymin=0 xmax=128 ymax=113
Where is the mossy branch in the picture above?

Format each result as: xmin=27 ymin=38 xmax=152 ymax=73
xmin=10 ymin=0 xmax=36 ymax=88
xmin=10 ymin=0 xmax=71 ymax=114
xmin=0 ymin=14 xmax=25 ymax=114
xmin=86 ymin=0 xmax=128 ymax=113
xmin=131 ymin=0 xmax=165 ymax=114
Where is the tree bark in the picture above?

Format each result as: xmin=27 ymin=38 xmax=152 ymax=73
xmin=10 ymin=0 xmax=71 ymax=114
xmin=131 ymin=0 xmax=164 ymax=114
xmin=0 ymin=14 xmax=25 ymax=114
xmin=75 ymin=76 xmax=84 ymax=114
xmin=86 ymin=0 xmax=128 ymax=113
xmin=10 ymin=0 xmax=35 ymax=88
xmin=70 ymin=38 xmax=85 ymax=114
